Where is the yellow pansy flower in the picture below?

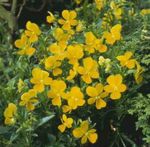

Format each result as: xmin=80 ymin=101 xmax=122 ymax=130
xmin=95 ymin=0 xmax=105 ymax=11
xmin=134 ymin=61 xmax=144 ymax=84
xmin=84 ymin=32 xmax=98 ymax=53
xmin=19 ymin=89 xmax=38 ymax=111
xmin=44 ymin=56 xmax=62 ymax=76
xmin=17 ymin=78 xmax=25 ymax=93
xmin=4 ymin=103 xmax=17 ymax=125
xmin=30 ymin=68 xmax=52 ymax=92
xmin=58 ymin=10 xmax=78 ymax=30
xmin=67 ymin=63 xmax=79 ymax=81
xmin=86 ymin=83 xmax=108 ymax=109
xmin=66 ymin=44 xmax=84 ymax=65
xmin=140 ymin=9 xmax=150 ymax=16
xmin=48 ymin=80 xmax=66 ymax=107
xmin=46 ymin=11 xmax=55 ymax=24
xmin=110 ymin=1 xmax=123 ymax=19
xmin=116 ymin=51 xmax=136 ymax=69
xmin=74 ymin=0 xmax=82 ymax=5
xmin=78 ymin=57 xmax=99 ymax=84
xmin=48 ymin=43 xmax=66 ymax=60
xmin=85 ymin=32 xmax=107 ymax=53
xmin=64 ymin=87 xmax=85 ymax=110
xmin=58 ymin=114 xmax=73 ymax=132
xmin=73 ymin=120 xmax=98 ymax=144
xmin=62 ymin=105 xmax=72 ymax=113
xmin=25 ymin=21 xmax=41 ymax=43
xmin=53 ymin=28 xmax=70 ymax=43
xmin=104 ymin=74 xmax=127 ymax=99
xmin=103 ymin=24 xmax=122 ymax=45
xmin=15 ymin=34 xmax=36 ymax=56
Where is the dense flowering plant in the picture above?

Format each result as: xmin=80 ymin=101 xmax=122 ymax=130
xmin=1 ymin=0 xmax=149 ymax=146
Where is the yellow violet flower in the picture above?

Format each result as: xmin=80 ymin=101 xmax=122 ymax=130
xmin=66 ymin=44 xmax=84 ymax=65
xmin=86 ymin=83 xmax=108 ymax=109
xmin=19 ymin=89 xmax=38 ymax=111
xmin=17 ymin=78 xmax=25 ymax=93
xmin=25 ymin=21 xmax=41 ymax=43
xmin=84 ymin=32 xmax=98 ymax=53
xmin=103 ymin=24 xmax=122 ymax=45
xmin=73 ymin=120 xmax=98 ymax=144
xmin=85 ymin=32 xmax=107 ymax=53
xmin=58 ymin=114 xmax=73 ymax=132
xmin=74 ymin=0 xmax=82 ymax=5
xmin=67 ymin=63 xmax=79 ymax=81
xmin=140 ymin=9 xmax=150 ymax=16
xmin=30 ymin=68 xmax=52 ymax=92
xmin=116 ymin=51 xmax=136 ymax=69
xmin=64 ymin=87 xmax=85 ymax=110
xmin=48 ymin=80 xmax=66 ymax=107
xmin=46 ymin=11 xmax=55 ymax=24
xmin=48 ymin=43 xmax=66 ymax=60
xmin=104 ymin=74 xmax=127 ymax=99
xmin=58 ymin=10 xmax=78 ymax=30
xmin=15 ymin=34 xmax=36 ymax=56
xmin=110 ymin=1 xmax=123 ymax=19
xmin=95 ymin=0 xmax=105 ymax=11
xmin=53 ymin=27 xmax=70 ymax=43
xmin=44 ymin=56 xmax=62 ymax=76
xmin=78 ymin=57 xmax=99 ymax=84
xmin=4 ymin=103 xmax=17 ymax=125
xmin=134 ymin=61 xmax=144 ymax=84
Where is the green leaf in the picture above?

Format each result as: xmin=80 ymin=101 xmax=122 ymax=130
xmin=36 ymin=114 xmax=55 ymax=128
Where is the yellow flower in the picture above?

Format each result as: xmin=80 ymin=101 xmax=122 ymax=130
xmin=95 ymin=0 xmax=105 ymax=11
xmin=58 ymin=114 xmax=73 ymax=132
xmin=53 ymin=28 xmax=70 ymax=43
xmin=110 ymin=1 xmax=123 ymax=19
xmin=15 ymin=34 xmax=36 ymax=56
xmin=86 ymin=83 xmax=108 ymax=109
xmin=48 ymin=43 xmax=66 ymax=60
xmin=66 ymin=44 xmax=84 ymax=65
xmin=25 ymin=21 xmax=41 ymax=43
xmin=67 ymin=63 xmax=79 ymax=81
xmin=44 ymin=56 xmax=62 ymax=76
xmin=85 ymin=32 xmax=107 ymax=53
xmin=58 ymin=10 xmax=78 ymax=30
xmin=62 ymin=105 xmax=72 ymax=113
xmin=134 ymin=61 xmax=144 ymax=84
xmin=4 ymin=103 xmax=17 ymax=125
xmin=104 ymin=74 xmax=127 ymax=99
xmin=46 ymin=11 xmax=55 ymax=24
xmin=17 ymin=78 xmax=25 ymax=93
xmin=48 ymin=80 xmax=66 ymax=107
xmin=84 ymin=32 xmax=98 ymax=53
xmin=78 ymin=57 xmax=99 ymax=84
xmin=19 ymin=89 xmax=38 ymax=111
xmin=103 ymin=24 xmax=122 ymax=45
xmin=116 ymin=51 xmax=136 ymax=69
xmin=30 ymin=68 xmax=52 ymax=92
xmin=73 ymin=120 xmax=98 ymax=144
xmin=74 ymin=0 xmax=82 ymax=5
xmin=140 ymin=9 xmax=150 ymax=16
xmin=64 ymin=87 xmax=85 ymax=110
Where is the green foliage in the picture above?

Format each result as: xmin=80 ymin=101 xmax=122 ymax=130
xmin=128 ymin=94 xmax=150 ymax=143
